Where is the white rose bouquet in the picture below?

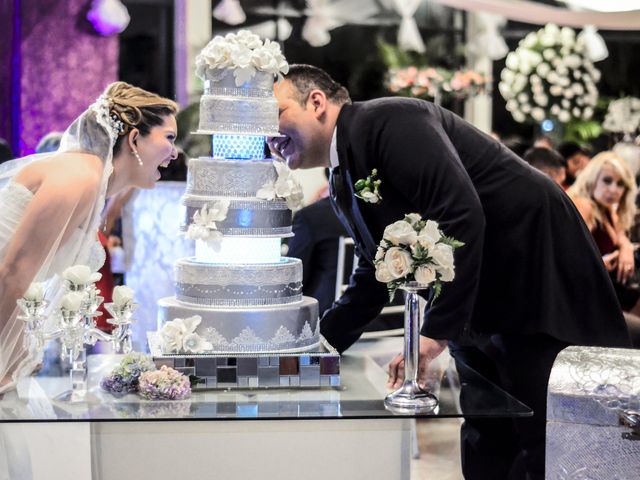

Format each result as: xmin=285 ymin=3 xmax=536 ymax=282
xmin=374 ymin=214 xmax=464 ymax=301
xmin=499 ymin=24 xmax=600 ymax=124
xmin=603 ymin=97 xmax=640 ymax=135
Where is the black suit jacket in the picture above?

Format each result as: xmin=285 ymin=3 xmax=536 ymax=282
xmin=321 ymin=98 xmax=630 ymax=353
xmin=287 ymin=197 xmax=348 ymax=315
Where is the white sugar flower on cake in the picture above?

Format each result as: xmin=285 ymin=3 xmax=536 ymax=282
xmin=159 ymin=315 xmax=213 ymax=354
xmin=256 ymin=161 xmax=304 ymax=211
xmin=195 ymin=30 xmax=289 ymax=87
xmin=185 ymin=199 xmax=231 ymax=247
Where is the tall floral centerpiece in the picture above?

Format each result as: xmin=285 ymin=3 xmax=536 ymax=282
xmin=604 ymin=97 xmax=640 ymax=175
xmin=499 ymin=24 xmax=600 ymax=127
xmin=375 ymin=214 xmax=463 ymax=412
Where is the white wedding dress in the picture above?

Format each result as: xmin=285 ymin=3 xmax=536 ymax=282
xmin=0 ymin=100 xmax=115 ymax=394
xmin=0 ymin=182 xmax=106 ymax=279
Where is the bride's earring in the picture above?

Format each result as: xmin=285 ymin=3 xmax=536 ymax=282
xmin=132 ymin=150 xmax=143 ymax=166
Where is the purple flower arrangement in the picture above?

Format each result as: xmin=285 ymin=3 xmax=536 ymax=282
xmin=138 ymin=365 xmax=192 ymax=400
xmin=100 ymin=353 xmax=160 ymax=396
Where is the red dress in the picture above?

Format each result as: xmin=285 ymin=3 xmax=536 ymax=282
xmin=95 ymin=230 xmax=115 ymax=332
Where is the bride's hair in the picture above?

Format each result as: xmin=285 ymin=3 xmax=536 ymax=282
xmin=104 ymin=81 xmax=178 ymax=155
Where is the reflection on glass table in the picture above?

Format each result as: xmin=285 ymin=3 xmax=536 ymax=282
xmin=0 ymin=344 xmax=531 ymax=423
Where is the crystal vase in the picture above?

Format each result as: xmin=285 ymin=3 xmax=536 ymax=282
xmin=384 ymin=282 xmax=438 ymax=413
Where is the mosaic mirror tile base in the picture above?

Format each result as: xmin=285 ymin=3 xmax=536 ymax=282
xmin=148 ymin=333 xmax=340 ymax=390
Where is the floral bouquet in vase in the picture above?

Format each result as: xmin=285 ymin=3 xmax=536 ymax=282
xmin=374 ymin=214 xmax=463 ymax=300
xmin=376 ymin=214 xmax=463 ymax=412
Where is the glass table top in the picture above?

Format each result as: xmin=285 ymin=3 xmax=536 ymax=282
xmin=0 ymin=340 xmax=531 ymax=423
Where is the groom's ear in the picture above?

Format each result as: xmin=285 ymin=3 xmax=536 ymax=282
xmin=308 ymin=90 xmax=327 ymax=118
xmin=127 ymin=128 xmax=140 ymax=151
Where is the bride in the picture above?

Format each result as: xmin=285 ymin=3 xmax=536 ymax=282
xmin=0 ymin=81 xmax=178 ymax=393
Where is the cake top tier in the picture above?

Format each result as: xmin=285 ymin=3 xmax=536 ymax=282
xmin=195 ymin=30 xmax=289 ymax=88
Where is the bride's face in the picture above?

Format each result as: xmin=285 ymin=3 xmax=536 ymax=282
xmin=133 ymin=115 xmax=178 ymax=188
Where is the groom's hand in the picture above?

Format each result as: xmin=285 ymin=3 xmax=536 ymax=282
xmin=387 ymin=335 xmax=448 ymax=390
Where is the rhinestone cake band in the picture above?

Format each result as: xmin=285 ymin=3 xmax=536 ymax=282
xmin=182 ymin=199 xmax=292 ymax=236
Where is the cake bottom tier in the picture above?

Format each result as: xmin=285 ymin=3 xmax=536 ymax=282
xmin=157 ymin=296 xmax=320 ymax=353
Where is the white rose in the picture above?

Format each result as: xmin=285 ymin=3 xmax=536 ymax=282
xmin=573 ymin=70 xmax=582 ymax=80
xmin=591 ymin=69 xmax=601 ymax=82
xmin=360 ymin=191 xmax=380 ymax=204
xmin=63 ymin=265 xmax=101 ymax=286
xmin=375 ymin=246 xmax=386 ymax=261
xmin=550 ymin=104 xmax=560 ymax=115
xmin=517 ymin=92 xmax=529 ymax=103
xmin=572 ymin=107 xmax=582 ymax=118
xmin=431 ymin=243 xmax=454 ymax=270
xmin=530 ymin=74 xmax=542 ymax=85
xmin=512 ymin=110 xmax=526 ymax=123
xmin=23 ymin=282 xmax=45 ymax=302
xmin=501 ymin=69 xmax=515 ymax=83
xmin=531 ymin=107 xmax=545 ymax=122
xmin=375 ymin=262 xmax=395 ymax=283
xmin=531 ymin=84 xmax=543 ymax=95
xmin=438 ymin=266 xmax=455 ymax=282
xmin=414 ymin=265 xmax=436 ymax=286
xmin=549 ymin=85 xmax=563 ymax=96
xmin=113 ymin=285 xmax=134 ymax=308
xmin=561 ymin=99 xmax=571 ymax=109
xmin=571 ymin=83 xmax=584 ymax=95
xmin=405 ymin=213 xmax=422 ymax=226
xmin=60 ymin=292 xmax=83 ymax=312
xmin=522 ymin=33 xmax=537 ymax=48
xmin=563 ymin=89 xmax=575 ymax=99
xmin=417 ymin=220 xmax=442 ymax=249
xmin=559 ymin=110 xmax=571 ymax=122
xmin=534 ymin=94 xmax=549 ymax=107
xmin=383 ymin=220 xmax=418 ymax=246
xmin=520 ymin=103 xmax=531 ymax=114
xmin=547 ymin=72 xmax=559 ymax=84
xmin=499 ymin=82 xmax=513 ymax=99
xmin=583 ymin=107 xmax=594 ymax=119
xmin=543 ymin=48 xmax=556 ymax=61
xmin=505 ymin=52 xmax=519 ymax=71
xmin=558 ymin=76 xmax=571 ymax=87
xmin=506 ymin=99 xmax=518 ymax=112
xmin=384 ymin=247 xmax=414 ymax=279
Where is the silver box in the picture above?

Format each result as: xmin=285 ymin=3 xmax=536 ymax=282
xmin=546 ymin=346 xmax=640 ymax=479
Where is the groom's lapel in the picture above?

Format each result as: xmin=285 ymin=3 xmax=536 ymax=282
xmin=331 ymin=140 xmax=377 ymax=264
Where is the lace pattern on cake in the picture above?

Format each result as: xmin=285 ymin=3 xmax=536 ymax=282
xmin=187 ymin=158 xmax=276 ymax=197
xmin=201 ymin=322 xmax=318 ymax=352
xmin=176 ymin=258 xmax=301 ymax=285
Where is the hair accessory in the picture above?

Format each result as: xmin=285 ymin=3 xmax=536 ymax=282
xmin=90 ymin=94 xmax=126 ymax=142
xmin=133 ymin=150 xmax=143 ymax=166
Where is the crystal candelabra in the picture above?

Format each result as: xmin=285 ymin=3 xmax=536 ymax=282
xmin=384 ymin=282 xmax=438 ymax=413
xmin=18 ymin=282 xmax=137 ymax=403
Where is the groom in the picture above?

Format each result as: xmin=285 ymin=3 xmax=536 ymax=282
xmin=269 ymin=64 xmax=630 ymax=480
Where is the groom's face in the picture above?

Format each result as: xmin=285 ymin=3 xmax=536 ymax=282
xmin=270 ymin=80 xmax=328 ymax=170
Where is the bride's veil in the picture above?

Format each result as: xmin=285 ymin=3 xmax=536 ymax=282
xmin=0 ymin=96 xmax=116 ymax=393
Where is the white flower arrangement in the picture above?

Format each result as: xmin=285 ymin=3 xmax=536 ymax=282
xmin=499 ymin=24 xmax=600 ymax=124
xmin=603 ymin=97 xmax=640 ymax=135
xmin=60 ymin=292 xmax=84 ymax=313
xmin=354 ymin=169 xmax=382 ymax=204
xmin=185 ymin=199 xmax=231 ymax=248
xmin=374 ymin=214 xmax=463 ymax=301
xmin=159 ymin=315 xmax=213 ymax=354
xmin=195 ymin=30 xmax=289 ymax=87
xmin=112 ymin=285 xmax=135 ymax=309
xmin=62 ymin=264 xmax=102 ymax=289
xmin=256 ymin=160 xmax=304 ymax=211
xmin=23 ymin=282 xmax=46 ymax=302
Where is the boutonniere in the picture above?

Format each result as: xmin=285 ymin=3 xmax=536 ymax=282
xmin=354 ymin=168 xmax=382 ymax=204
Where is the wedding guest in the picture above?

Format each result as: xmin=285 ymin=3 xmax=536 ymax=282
xmin=0 ymin=138 xmax=13 ymax=164
xmin=533 ymin=134 xmax=554 ymax=149
xmin=35 ymin=131 xmax=64 ymax=154
xmin=568 ymin=151 xmax=639 ymax=313
xmin=268 ymin=64 xmax=630 ymax=480
xmin=0 ymin=81 xmax=178 ymax=392
xmin=523 ymin=147 xmax=566 ymax=186
xmin=558 ymin=141 xmax=590 ymax=189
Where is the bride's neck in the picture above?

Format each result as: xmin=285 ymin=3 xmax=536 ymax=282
xmin=106 ymin=154 xmax=131 ymax=198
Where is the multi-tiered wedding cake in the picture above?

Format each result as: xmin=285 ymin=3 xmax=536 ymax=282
xmin=156 ymin=31 xmax=320 ymax=354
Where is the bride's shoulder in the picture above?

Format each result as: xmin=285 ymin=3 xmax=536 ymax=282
xmin=15 ymin=152 xmax=102 ymax=195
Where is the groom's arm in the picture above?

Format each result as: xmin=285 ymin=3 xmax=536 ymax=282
xmin=320 ymin=253 xmax=388 ymax=353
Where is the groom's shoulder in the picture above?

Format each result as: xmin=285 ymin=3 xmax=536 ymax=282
xmin=353 ymin=97 xmax=438 ymax=122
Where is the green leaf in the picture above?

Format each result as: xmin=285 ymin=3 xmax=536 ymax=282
xmin=440 ymin=236 xmax=465 ymax=249
xmin=354 ymin=179 xmax=367 ymax=191
xmin=431 ymin=281 xmax=442 ymax=302
xmin=387 ymin=282 xmax=399 ymax=303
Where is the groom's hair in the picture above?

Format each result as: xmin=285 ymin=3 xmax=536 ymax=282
xmin=285 ymin=64 xmax=351 ymax=107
